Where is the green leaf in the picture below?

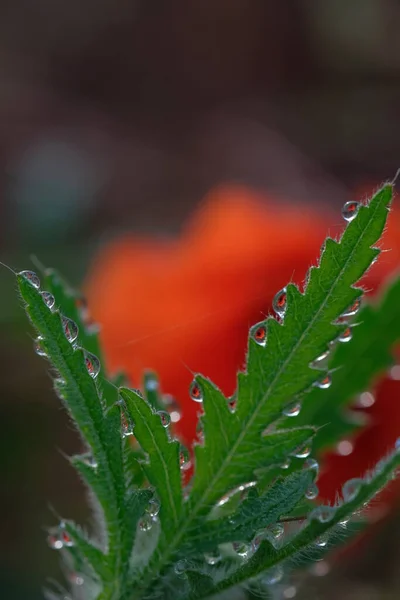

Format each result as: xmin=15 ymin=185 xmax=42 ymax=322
xmin=119 ymin=387 xmax=183 ymax=540
xmin=131 ymin=182 xmax=395 ymax=598
xmin=207 ymin=446 xmax=400 ymax=599
xmin=291 ymin=274 xmax=400 ymax=451
xmin=182 ymin=469 xmax=316 ymax=553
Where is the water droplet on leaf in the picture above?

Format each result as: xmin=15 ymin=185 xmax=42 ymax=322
xmin=139 ymin=514 xmax=153 ymax=531
xmin=190 ymin=381 xmax=203 ymax=403
xmin=41 ymin=291 xmax=55 ymax=310
xmin=19 ymin=270 xmax=40 ymax=289
xmin=174 ymin=560 xmax=187 ymax=575
xmin=84 ymin=352 xmax=100 ymax=378
xmin=62 ymin=317 xmax=79 ymax=343
xmin=280 ymin=458 xmax=291 ymax=470
xmin=157 ymin=411 xmax=170 ymax=428
xmin=315 ymin=534 xmax=328 ymax=548
xmin=292 ymin=444 xmax=312 ymax=459
xmin=146 ymin=497 xmax=160 ymax=518
xmin=341 ymin=298 xmax=361 ymax=318
xmin=60 ymin=530 xmax=74 ymax=547
xmin=34 ymin=336 xmax=47 ymax=357
xmin=309 ymin=350 xmax=330 ymax=370
xmin=262 ymin=565 xmax=283 ymax=585
xmin=251 ymin=322 xmax=267 ymax=346
xmin=315 ymin=374 xmax=332 ymax=389
xmin=121 ymin=410 xmax=134 ymax=437
xmin=282 ymin=401 xmax=301 ymax=417
xmin=232 ymin=541 xmax=252 ymax=558
xmin=310 ymin=506 xmax=335 ymax=523
xmin=265 ymin=523 xmax=284 ymax=543
xmin=338 ymin=327 xmax=352 ymax=343
xmin=179 ymin=445 xmax=191 ymax=471
xmin=204 ymin=551 xmax=221 ymax=565
xmin=273 ymin=287 xmax=287 ymax=317
xmin=303 ymin=458 xmax=319 ymax=473
xmin=305 ymin=483 xmax=319 ymax=500
xmin=342 ymin=200 xmax=360 ymax=222
xmin=342 ymin=478 xmax=362 ymax=502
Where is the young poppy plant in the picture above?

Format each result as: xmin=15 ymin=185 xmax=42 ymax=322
xmin=86 ymin=183 xmax=400 ymax=504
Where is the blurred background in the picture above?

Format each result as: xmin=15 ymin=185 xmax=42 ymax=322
xmin=1 ymin=1 xmax=400 ymax=598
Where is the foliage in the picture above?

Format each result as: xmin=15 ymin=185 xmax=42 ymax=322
xmin=10 ymin=182 xmax=400 ymax=600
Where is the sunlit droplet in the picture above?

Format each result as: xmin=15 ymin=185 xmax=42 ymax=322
xmin=19 ymin=270 xmax=40 ymax=289
xmin=280 ymin=458 xmax=291 ymax=470
xmin=121 ymin=411 xmax=134 ymax=438
xmin=84 ymin=352 xmax=100 ymax=378
xmin=179 ymin=445 xmax=191 ymax=471
xmin=265 ymin=523 xmax=284 ymax=542
xmin=282 ymin=401 xmax=301 ymax=418
xmin=309 ymin=350 xmax=330 ymax=370
xmin=190 ymin=381 xmax=203 ymax=403
xmin=273 ymin=287 xmax=287 ymax=317
xmin=309 ymin=506 xmax=335 ymax=523
xmin=315 ymin=374 xmax=332 ymax=389
xmin=157 ymin=411 xmax=171 ymax=428
xmin=338 ymin=327 xmax=352 ymax=343
xmin=315 ymin=534 xmax=328 ymax=548
xmin=336 ymin=439 xmax=354 ymax=456
xmin=62 ymin=316 xmax=79 ymax=343
xmin=251 ymin=322 xmax=267 ymax=346
xmin=41 ymin=291 xmax=55 ymax=310
xmin=292 ymin=444 xmax=312 ymax=459
xmin=341 ymin=298 xmax=361 ymax=318
xmin=342 ymin=200 xmax=360 ymax=222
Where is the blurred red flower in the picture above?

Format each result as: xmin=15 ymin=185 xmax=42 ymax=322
xmin=86 ymin=184 xmax=400 ymax=503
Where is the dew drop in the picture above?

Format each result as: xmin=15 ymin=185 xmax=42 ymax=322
xmin=282 ymin=401 xmax=301 ymax=418
xmin=338 ymin=327 xmax=352 ymax=343
xmin=309 ymin=506 xmax=335 ymax=523
xmin=309 ymin=350 xmax=330 ymax=370
xmin=280 ymin=458 xmax=291 ymax=470
xmin=47 ymin=534 xmax=63 ymax=550
xmin=41 ymin=291 xmax=55 ymax=310
xmin=262 ymin=565 xmax=283 ymax=585
xmin=315 ymin=534 xmax=328 ymax=548
xmin=204 ymin=551 xmax=221 ymax=565
xmin=267 ymin=523 xmax=285 ymax=541
xmin=157 ymin=410 xmax=171 ymax=428
xmin=342 ymin=478 xmax=362 ymax=502
xmin=273 ymin=287 xmax=287 ymax=317
xmin=341 ymin=298 xmax=361 ymax=318
xmin=139 ymin=514 xmax=153 ymax=532
xmin=34 ymin=336 xmax=47 ymax=357
xmin=190 ymin=381 xmax=203 ymax=403
xmin=232 ymin=541 xmax=252 ymax=558
xmin=292 ymin=444 xmax=312 ymax=459
xmin=174 ymin=560 xmax=187 ymax=575
xmin=251 ymin=322 xmax=267 ymax=346
xmin=146 ymin=497 xmax=160 ymax=518
xmin=84 ymin=352 xmax=101 ymax=378
xmin=62 ymin=317 xmax=79 ymax=343
xmin=121 ymin=411 xmax=134 ymax=437
xmin=19 ymin=270 xmax=40 ymax=289
xmin=305 ymin=482 xmax=319 ymax=500
xmin=60 ymin=530 xmax=74 ymax=547
xmin=69 ymin=573 xmax=84 ymax=586
xmin=315 ymin=374 xmax=332 ymax=389
xmin=179 ymin=445 xmax=191 ymax=471
xmin=336 ymin=439 xmax=354 ymax=456
xmin=303 ymin=458 xmax=319 ymax=473
xmin=342 ymin=200 xmax=360 ymax=222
